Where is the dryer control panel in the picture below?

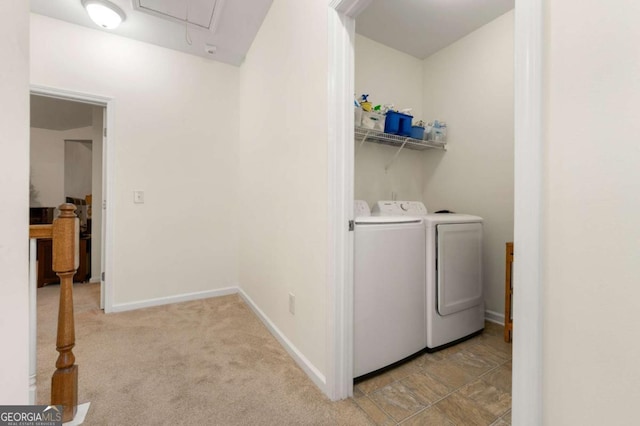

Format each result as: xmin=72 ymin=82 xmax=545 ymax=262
xmin=372 ymin=201 xmax=428 ymax=216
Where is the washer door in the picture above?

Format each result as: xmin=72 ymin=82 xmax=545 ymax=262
xmin=436 ymin=223 xmax=483 ymax=316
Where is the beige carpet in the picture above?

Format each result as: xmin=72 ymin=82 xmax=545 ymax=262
xmin=36 ymin=283 xmax=372 ymax=425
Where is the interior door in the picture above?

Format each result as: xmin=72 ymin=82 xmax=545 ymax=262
xmin=436 ymin=223 xmax=483 ymax=316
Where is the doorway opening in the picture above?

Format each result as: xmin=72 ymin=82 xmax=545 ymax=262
xmin=28 ymin=86 xmax=115 ymax=403
xmin=327 ymin=1 xmax=543 ymax=423
xmin=30 ymin=93 xmax=107 ymax=308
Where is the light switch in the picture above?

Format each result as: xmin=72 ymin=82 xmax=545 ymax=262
xmin=133 ymin=191 xmax=144 ymax=204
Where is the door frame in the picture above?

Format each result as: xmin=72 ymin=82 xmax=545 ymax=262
xmin=326 ymin=1 xmax=543 ymax=423
xmin=30 ymin=84 xmax=115 ymax=313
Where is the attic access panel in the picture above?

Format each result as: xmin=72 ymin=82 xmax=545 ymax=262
xmin=133 ymin=0 xmax=225 ymax=31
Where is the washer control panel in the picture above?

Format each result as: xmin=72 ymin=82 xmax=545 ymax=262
xmin=372 ymin=201 xmax=428 ymax=216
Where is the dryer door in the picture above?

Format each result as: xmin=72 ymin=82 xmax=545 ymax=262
xmin=436 ymin=223 xmax=483 ymax=316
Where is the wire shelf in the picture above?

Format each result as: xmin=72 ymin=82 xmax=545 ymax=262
xmin=355 ymin=126 xmax=446 ymax=151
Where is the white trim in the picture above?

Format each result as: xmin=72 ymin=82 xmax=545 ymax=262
xmin=513 ymin=0 xmax=543 ymax=424
xmin=102 ymin=103 xmax=115 ymax=313
xmin=29 ymin=84 xmax=115 ymax=314
xmin=329 ymin=0 xmax=372 ymax=18
xmin=327 ymin=0 xmax=369 ymax=401
xmin=30 ymin=85 xmax=109 ymax=106
xmin=485 ymin=310 xmax=505 ymax=326
xmin=110 ymin=286 xmax=239 ymax=313
xmin=239 ymin=289 xmax=327 ymax=393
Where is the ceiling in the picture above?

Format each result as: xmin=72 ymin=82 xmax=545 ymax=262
xmin=31 ymin=95 xmax=94 ymax=131
xmin=356 ymin=0 xmax=514 ymax=59
xmin=30 ymin=0 xmax=274 ymax=66
xmin=30 ymin=0 xmax=513 ymax=66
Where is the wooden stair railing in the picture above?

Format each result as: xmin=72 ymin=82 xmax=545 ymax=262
xmin=29 ymin=203 xmax=79 ymax=423
xmin=504 ymin=242 xmax=514 ymax=343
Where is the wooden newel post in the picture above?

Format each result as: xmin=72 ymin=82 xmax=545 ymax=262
xmin=51 ymin=203 xmax=79 ymax=422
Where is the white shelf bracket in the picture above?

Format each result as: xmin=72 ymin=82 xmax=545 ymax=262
xmin=359 ymin=129 xmax=370 ymax=147
xmin=384 ymin=138 xmax=409 ymax=171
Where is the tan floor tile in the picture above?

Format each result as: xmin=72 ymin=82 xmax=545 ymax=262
xmin=399 ymin=406 xmax=455 ymax=426
xmin=400 ymin=371 xmax=453 ymax=404
xmin=351 ymin=325 xmax=512 ymax=425
xmin=354 ymin=395 xmax=395 ymax=426
xmin=409 ymin=353 xmax=431 ymax=366
xmin=414 ymin=351 xmax=446 ymax=366
xmin=424 ymin=350 xmax=446 ymax=361
xmin=369 ymin=382 xmax=430 ymax=423
xmin=423 ymin=358 xmax=476 ymax=389
xmin=449 ymin=349 xmax=498 ymax=378
xmin=483 ymin=321 xmax=504 ymax=336
xmin=467 ymin=342 xmax=511 ymax=365
xmin=435 ymin=393 xmax=498 ymax=426
xmin=482 ymin=364 xmax=512 ymax=394
xmin=433 ymin=337 xmax=478 ymax=359
xmin=458 ymin=379 xmax=511 ymax=417
xmin=356 ymin=372 xmax=396 ymax=395
xmin=478 ymin=333 xmax=512 ymax=360
xmin=388 ymin=360 xmax=423 ymax=381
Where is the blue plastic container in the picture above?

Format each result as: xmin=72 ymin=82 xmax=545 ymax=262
xmin=384 ymin=111 xmax=413 ymax=136
xmin=410 ymin=126 xmax=425 ymax=140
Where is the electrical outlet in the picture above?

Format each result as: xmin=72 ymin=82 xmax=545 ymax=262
xmin=133 ymin=190 xmax=144 ymax=204
xmin=289 ymin=293 xmax=295 ymax=315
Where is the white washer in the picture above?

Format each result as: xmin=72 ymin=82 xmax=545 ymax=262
xmin=353 ymin=201 xmax=427 ymax=378
xmin=373 ymin=201 xmax=485 ymax=350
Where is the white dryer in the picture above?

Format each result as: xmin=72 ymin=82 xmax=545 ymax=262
xmin=372 ymin=201 xmax=485 ymax=350
xmin=353 ymin=201 xmax=427 ymax=379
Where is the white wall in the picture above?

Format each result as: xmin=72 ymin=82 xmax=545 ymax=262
xmin=238 ymin=0 xmax=328 ymax=381
xmin=0 ymin=0 xmax=29 ymax=404
xmin=354 ymin=34 xmax=426 ymax=205
xmin=30 ymin=126 xmax=93 ymax=208
xmin=29 ymin=127 xmax=92 ymax=207
xmin=30 ymin=128 xmax=64 ymax=207
xmin=355 ymin=34 xmax=424 ymax=120
xmin=31 ymin=14 xmax=240 ymax=306
xmin=65 ymin=140 xmax=92 ymax=200
xmin=543 ymin=1 xmax=640 ymax=423
xmin=421 ymin=11 xmax=514 ymax=318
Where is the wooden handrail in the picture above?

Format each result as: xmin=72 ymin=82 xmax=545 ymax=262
xmin=29 ymin=224 xmax=53 ymax=240
xmin=504 ymin=242 xmax=514 ymax=343
xmin=31 ymin=204 xmax=79 ymax=422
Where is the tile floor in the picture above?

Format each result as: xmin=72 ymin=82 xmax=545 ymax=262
xmin=352 ymin=321 xmax=512 ymax=425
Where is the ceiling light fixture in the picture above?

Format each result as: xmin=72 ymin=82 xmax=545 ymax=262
xmin=81 ymin=0 xmax=126 ymax=29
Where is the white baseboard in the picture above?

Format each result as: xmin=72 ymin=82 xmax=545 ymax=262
xmin=89 ymin=276 xmax=101 ymax=284
xmin=110 ymin=286 xmax=239 ymax=313
xmin=238 ymin=288 xmax=327 ymax=393
xmin=485 ymin=310 xmax=505 ymax=325
xmin=64 ymin=402 xmax=90 ymax=425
